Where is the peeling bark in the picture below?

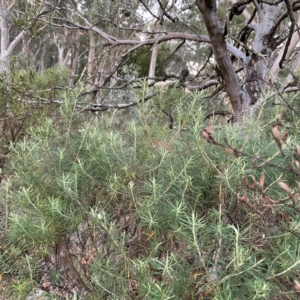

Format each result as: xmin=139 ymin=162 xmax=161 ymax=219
xmin=245 ymin=2 xmax=284 ymax=99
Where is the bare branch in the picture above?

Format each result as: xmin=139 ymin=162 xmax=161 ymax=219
xmin=279 ymin=0 xmax=296 ymax=68
xmin=204 ymin=110 xmax=233 ymax=120
xmin=7 ymin=0 xmax=15 ymax=11
xmin=202 ymin=131 xmax=300 ymax=177
xmin=138 ymin=0 xmax=159 ymax=21
xmin=229 ymin=0 xmax=254 ymax=21
xmin=2 ymin=30 xmax=24 ymax=59
xmin=260 ymin=0 xmax=284 ymax=4
xmin=252 ymin=0 xmax=261 ymax=13
xmin=157 ymin=0 xmax=176 ymax=23
xmin=185 ymin=79 xmax=219 ymax=91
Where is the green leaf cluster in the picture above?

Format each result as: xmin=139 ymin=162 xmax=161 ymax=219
xmin=1 ymin=87 xmax=300 ymax=299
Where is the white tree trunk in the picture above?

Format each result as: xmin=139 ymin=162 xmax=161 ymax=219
xmin=148 ymin=44 xmax=158 ymax=79
xmin=38 ymin=44 xmax=46 ymax=73
xmin=87 ymin=30 xmax=95 ymax=80
xmin=244 ymin=3 xmax=283 ymax=104
xmin=68 ymin=47 xmax=78 ymax=86
xmin=148 ymin=9 xmax=163 ymax=84
xmin=0 ymin=2 xmax=24 ymax=72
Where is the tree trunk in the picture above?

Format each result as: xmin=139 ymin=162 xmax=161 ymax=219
xmin=0 ymin=8 xmax=10 ymax=71
xmin=148 ymin=10 xmax=163 ymax=84
xmin=54 ymin=29 xmax=72 ymax=67
xmin=148 ymin=43 xmax=158 ymax=79
xmin=0 ymin=4 xmax=24 ymax=72
xmin=245 ymin=3 xmax=283 ymax=104
xmin=68 ymin=47 xmax=79 ymax=86
xmin=196 ymin=1 xmax=285 ymax=122
xmin=38 ymin=44 xmax=46 ymax=73
xmin=87 ymin=30 xmax=96 ymax=86
xmin=54 ymin=35 xmax=66 ymax=66
xmin=195 ymin=0 xmax=249 ymax=123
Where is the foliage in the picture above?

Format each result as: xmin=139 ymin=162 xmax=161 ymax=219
xmin=121 ymin=44 xmax=172 ymax=78
xmin=0 ymin=64 xmax=70 ymax=153
xmin=1 ymin=1 xmax=300 ymax=298
xmin=0 ymin=85 xmax=299 ymax=299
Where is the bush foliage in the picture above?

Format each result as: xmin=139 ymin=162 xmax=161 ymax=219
xmin=0 ymin=85 xmax=300 ymax=299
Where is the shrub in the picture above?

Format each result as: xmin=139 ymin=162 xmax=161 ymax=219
xmin=1 ymin=87 xmax=300 ymax=299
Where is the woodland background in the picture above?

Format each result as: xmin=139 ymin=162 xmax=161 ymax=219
xmin=0 ymin=0 xmax=300 ymax=299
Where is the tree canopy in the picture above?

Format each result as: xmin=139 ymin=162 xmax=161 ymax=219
xmin=1 ymin=0 xmax=300 ymax=121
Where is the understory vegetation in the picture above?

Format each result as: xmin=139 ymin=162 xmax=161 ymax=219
xmin=0 ymin=75 xmax=300 ymax=299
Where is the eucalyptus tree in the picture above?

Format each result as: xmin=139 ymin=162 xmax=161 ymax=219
xmin=0 ymin=0 xmax=56 ymax=72
xmin=35 ymin=1 xmax=300 ymax=123
xmin=0 ymin=0 xmax=25 ymax=71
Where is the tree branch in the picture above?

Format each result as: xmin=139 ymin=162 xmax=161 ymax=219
xmin=196 ymin=0 xmax=248 ymax=122
xmin=157 ymin=0 xmax=176 ymax=23
xmin=279 ymin=0 xmax=296 ymax=68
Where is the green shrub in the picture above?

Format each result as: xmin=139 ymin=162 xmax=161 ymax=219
xmin=1 ymin=87 xmax=300 ymax=299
